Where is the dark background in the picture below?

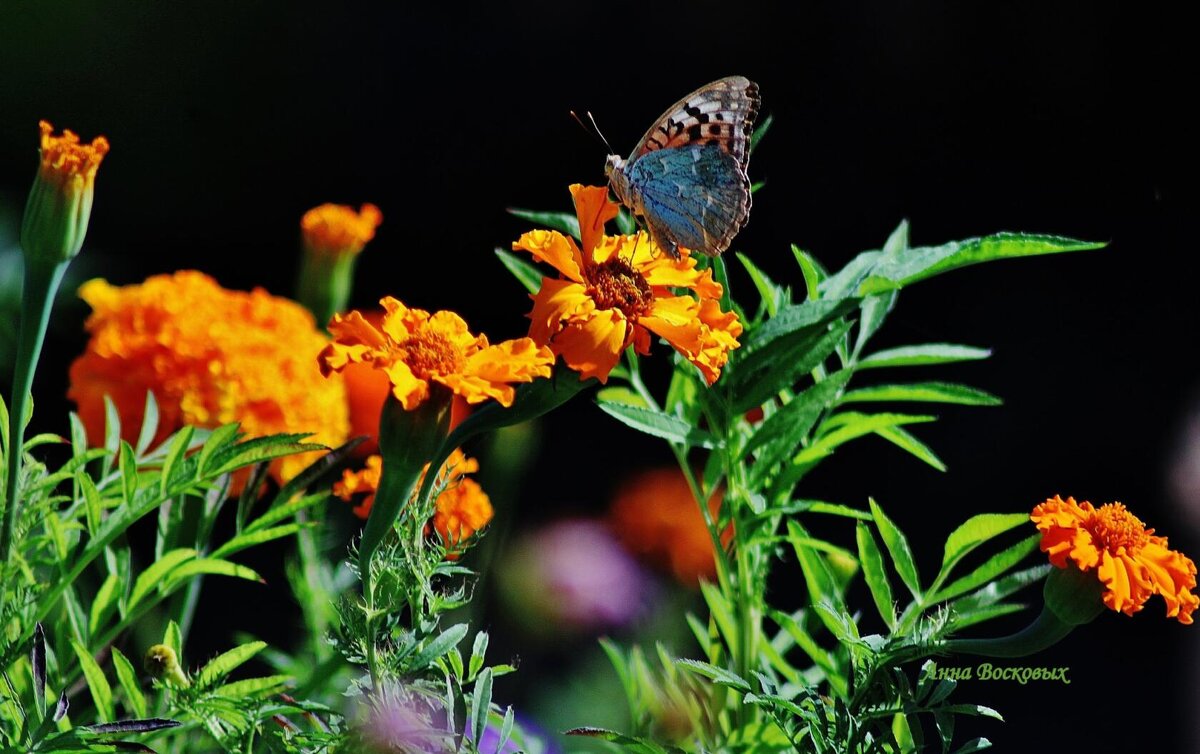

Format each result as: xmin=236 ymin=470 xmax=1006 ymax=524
xmin=1 ymin=1 xmax=1196 ymax=750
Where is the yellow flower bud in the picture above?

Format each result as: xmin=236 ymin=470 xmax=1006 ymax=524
xmin=144 ymin=644 xmax=190 ymax=688
xmin=20 ymin=121 xmax=109 ymax=264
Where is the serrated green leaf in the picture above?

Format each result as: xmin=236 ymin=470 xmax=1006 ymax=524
xmin=159 ymin=425 xmax=195 ymax=496
xmin=163 ymin=621 xmax=182 ymax=656
xmin=856 ymin=523 xmax=895 ymax=629
xmin=675 ymin=659 xmax=751 ymax=691
xmin=940 ymin=513 xmax=1031 ymax=573
xmin=731 ymin=319 xmax=855 ymax=414
xmin=737 ymin=252 xmax=786 ymax=317
xmin=197 ymin=641 xmax=267 ymax=689
xmin=596 ymin=401 xmax=719 ymax=448
xmin=792 ymin=245 xmax=826 ymax=302
xmin=413 ymin=623 xmax=469 ymax=669
xmin=841 ymin=381 xmax=1000 ymax=406
xmin=118 ymin=442 xmax=137 ymax=504
xmin=470 ymin=667 xmax=492 ymax=748
xmin=858 ymin=344 xmax=991 ymax=370
xmin=129 ymin=549 xmax=197 ymax=608
xmin=197 ymin=423 xmax=241 ymax=475
xmin=110 ymin=647 xmax=146 ymax=719
xmin=745 ymin=369 xmax=851 ymax=469
xmin=595 ymin=386 xmax=648 ymax=408
xmin=870 ymin=499 xmax=922 ymax=599
xmin=164 ymin=558 xmax=263 ymax=591
xmin=209 ymin=523 xmax=307 ymax=560
xmin=71 ymin=638 xmax=114 ymax=722
xmin=135 ymin=392 xmax=160 ymax=456
xmin=506 ymin=207 xmax=580 ymax=238
xmin=89 ymin=573 xmax=120 ymax=636
xmin=469 ymin=632 xmax=488 ymax=681
xmin=212 ymin=675 xmax=290 ymax=699
xmin=933 ymin=533 xmax=1041 ymax=604
xmin=874 ymin=424 xmax=946 ymax=471
xmin=494 ymin=248 xmax=545 ymax=294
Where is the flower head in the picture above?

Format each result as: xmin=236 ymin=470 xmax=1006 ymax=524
xmin=300 ymin=202 xmax=383 ymax=258
xmin=319 ymin=297 xmax=554 ymax=411
xmin=1031 ymin=495 xmax=1199 ymax=624
xmin=513 ymin=185 xmax=742 ymax=384
xmin=68 ymin=271 xmax=348 ymax=484
xmin=21 ymin=120 xmax=110 ymax=263
xmin=609 ymin=468 xmax=728 ymax=585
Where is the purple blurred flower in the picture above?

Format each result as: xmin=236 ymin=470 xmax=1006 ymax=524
xmin=499 ymin=518 xmax=652 ymax=634
xmin=356 ymin=688 xmax=450 ymax=753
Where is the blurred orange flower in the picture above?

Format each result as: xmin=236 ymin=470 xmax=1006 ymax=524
xmin=1031 ymin=495 xmax=1199 ymax=624
xmin=512 ymin=184 xmax=742 ymax=384
xmin=319 ymin=297 xmax=553 ymax=411
xmin=609 ymin=467 xmax=727 ymax=585
xmin=68 ymin=271 xmax=348 ymax=483
xmin=300 ymin=202 xmax=383 ymax=258
xmin=334 ymin=449 xmax=493 ymax=558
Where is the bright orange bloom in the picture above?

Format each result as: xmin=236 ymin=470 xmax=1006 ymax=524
xmin=319 ymin=297 xmax=554 ymax=411
xmin=35 ymin=120 xmax=109 ymax=186
xmin=22 ymin=121 xmax=110 ymax=263
xmin=608 ymin=468 xmax=728 ymax=585
xmin=68 ymin=271 xmax=349 ymax=483
xmin=1031 ymin=495 xmax=1199 ymax=624
xmin=300 ymin=203 xmax=383 ymax=257
xmin=512 ymin=184 xmax=742 ymax=384
xmin=334 ymin=450 xmax=493 ymax=558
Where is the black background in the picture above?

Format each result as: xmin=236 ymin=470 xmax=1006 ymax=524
xmin=1 ymin=1 xmax=1196 ymax=750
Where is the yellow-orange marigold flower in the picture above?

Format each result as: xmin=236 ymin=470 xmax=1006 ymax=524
xmin=68 ymin=271 xmax=349 ymax=483
xmin=22 ymin=121 xmax=110 ymax=263
xmin=1031 ymin=495 xmax=1199 ymax=624
xmin=301 ymin=203 xmax=383 ymax=257
xmin=609 ymin=467 xmax=728 ymax=585
xmin=335 ymin=450 xmax=493 ymax=558
xmin=512 ymin=184 xmax=742 ymax=384
xmin=319 ymin=297 xmax=554 ymax=411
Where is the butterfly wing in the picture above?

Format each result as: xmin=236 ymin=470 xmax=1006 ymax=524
xmin=620 ymin=76 xmax=760 ymax=257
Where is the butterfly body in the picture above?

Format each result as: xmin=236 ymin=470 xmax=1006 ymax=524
xmin=605 ymin=76 xmax=760 ymax=258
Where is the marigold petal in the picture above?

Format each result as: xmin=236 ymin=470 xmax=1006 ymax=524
xmin=640 ymin=296 xmax=742 ymax=385
xmin=384 ymin=360 xmax=429 ymax=411
xmin=570 ymin=184 xmax=620 ymax=259
xmin=380 ymin=296 xmax=429 ymax=344
xmin=327 ymin=310 xmax=389 ymax=351
xmin=438 ymin=338 xmax=553 ymax=407
xmin=552 ymin=308 xmax=629 ymax=383
xmin=513 ymin=229 xmax=585 ymax=282
xmin=1135 ymin=540 xmax=1200 ymax=623
xmin=527 ymin=278 xmax=594 ymax=346
xmin=1097 ymin=550 xmax=1154 ymax=616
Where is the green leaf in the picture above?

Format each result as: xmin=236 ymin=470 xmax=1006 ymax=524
xmin=841 ymin=381 xmax=1000 ymax=406
xmin=595 ymin=386 xmax=649 ymax=408
xmin=949 ymin=737 xmax=994 ymax=754
xmin=494 ymin=248 xmax=545 ymax=294
xmin=470 ymin=668 xmax=493 ymax=748
xmin=163 ymin=621 xmax=182 ymax=656
xmin=212 ymin=675 xmax=290 ymax=699
xmin=675 ymin=659 xmax=752 ymax=691
xmin=859 ymin=233 xmax=1104 ymax=295
xmin=163 ymin=558 xmax=263 ymax=591
xmin=940 ymin=513 xmax=1031 ymax=574
xmin=110 ymin=647 xmax=146 ymax=719
xmin=745 ymin=369 xmax=852 ymax=465
xmin=788 ymin=521 xmax=847 ymax=617
xmin=119 ymin=441 xmax=138 ymax=504
xmin=129 ymin=549 xmax=197 ymax=609
xmin=506 ymin=207 xmax=580 ymax=239
xmin=197 ymin=641 xmax=267 ymax=689
xmin=750 ymin=113 xmax=773 ymax=154
xmin=196 ymin=423 xmax=241 ymax=475
xmin=102 ymin=396 xmax=121 ymax=477
xmin=209 ymin=524 xmax=307 ymax=560
xmin=79 ymin=472 xmax=103 ymax=537
xmin=88 ymin=573 xmax=120 ymax=636
xmin=135 ymin=392 xmax=160 ymax=456
xmin=769 ymin=609 xmax=845 ymax=695
xmin=858 ymin=344 xmax=991 ymax=370
xmin=159 ymin=426 xmax=195 ymax=495
xmin=413 ymin=623 xmax=469 ymax=669
xmin=737 ymin=299 xmax=855 ymax=358
xmin=869 ymin=499 xmax=922 ymax=599
xmin=737 ymin=252 xmax=786 ymax=317
xmin=596 ymin=401 xmax=719 ymax=448
xmin=874 ymin=424 xmax=946 ymax=471
xmin=933 ymin=533 xmax=1041 ymax=604
xmin=469 ymin=632 xmax=488 ymax=681
xmin=698 ymin=581 xmax=738 ymax=652
xmin=856 ymin=523 xmax=896 ymax=629
xmin=853 ymin=290 xmax=898 ymax=356
xmin=71 ymin=638 xmax=114 ymax=722
xmin=731 ymin=319 xmax=855 ymax=414
xmin=792 ymin=245 xmax=826 ymax=302
xmin=565 ymin=728 xmax=679 ymax=754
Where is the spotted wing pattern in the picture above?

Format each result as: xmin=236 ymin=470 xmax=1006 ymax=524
xmin=631 ymin=76 xmax=760 ymax=167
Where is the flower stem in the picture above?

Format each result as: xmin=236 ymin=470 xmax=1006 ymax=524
xmin=296 ymin=251 xmax=356 ymax=328
xmin=1 ymin=257 xmax=69 ymax=563
xmin=944 ymin=604 xmax=1076 ymax=658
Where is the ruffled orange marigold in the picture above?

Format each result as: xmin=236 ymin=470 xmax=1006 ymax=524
xmin=1031 ymin=495 xmax=1199 ymax=624
xmin=300 ymin=202 xmax=383 ymax=257
xmin=334 ymin=450 xmax=493 ymax=557
xmin=512 ymin=184 xmax=742 ymax=384
xmin=609 ymin=467 xmax=728 ymax=585
xmin=319 ymin=297 xmax=554 ymax=411
xmin=68 ymin=271 xmax=349 ymax=483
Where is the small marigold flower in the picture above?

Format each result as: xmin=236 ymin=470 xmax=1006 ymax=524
xmin=301 ymin=203 xmax=383 ymax=258
xmin=512 ymin=184 xmax=743 ymax=384
xmin=68 ymin=271 xmax=349 ymax=484
xmin=319 ymin=297 xmax=554 ymax=411
xmin=21 ymin=120 xmax=110 ymax=263
xmin=334 ymin=449 xmax=493 ymax=558
xmin=609 ymin=468 xmax=728 ymax=585
xmin=1031 ymin=495 xmax=1199 ymax=624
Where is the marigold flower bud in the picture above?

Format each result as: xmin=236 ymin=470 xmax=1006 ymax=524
xmin=144 ymin=644 xmax=190 ymax=688
xmin=20 ymin=121 xmax=109 ymax=264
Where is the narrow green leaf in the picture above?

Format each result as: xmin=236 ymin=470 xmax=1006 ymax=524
xmin=88 ymin=573 xmax=120 ymax=636
xmin=163 ymin=621 xmax=182 ymax=656
xmin=159 ymin=425 xmax=194 ymax=496
xmin=940 ymin=513 xmax=1031 ymax=573
xmin=870 ymin=499 xmax=922 ymax=599
xmin=841 ymin=381 xmax=1000 ymax=406
xmin=675 ymin=659 xmax=751 ymax=691
xmin=595 ymin=386 xmax=649 ymax=408
xmin=858 ymin=344 xmax=991 ymax=370
xmin=71 ymin=639 xmax=114 ymax=723
xmin=129 ymin=549 xmax=197 ymax=608
xmin=856 ymin=523 xmax=896 ymax=629
xmin=731 ymin=319 xmax=854 ymax=414
xmin=135 ymin=392 xmax=160 ymax=456
xmin=119 ymin=441 xmax=138 ymax=504
xmin=853 ymin=291 xmax=898 ymax=356
xmin=737 ymin=252 xmax=786 ymax=317
xmin=496 ymin=707 xmax=515 ymax=754
xmin=197 ymin=641 xmax=267 ymax=689
xmin=874 ymin=424 xmax=946 ymax=471
xmin=469 ymin=632 xmax=488 ymax=681
xmin=212 ymin=675 xmax=290 ymax=699
xmin=745 ymin=369 xmax=852 ymax=462
xmin=698 ymin=581 xmax=738 ymax=652
xmin=209 ymin=524 xmax=307 ymax=560
xmin=413 ymin=623 xmax=469 ymax=669
xmin=506 ymin=207 xmax=580 ymax=239
xmin=933 ymin=533 xmax=1041 ymax=604
xmin=164 ymin=558 xmax=263 ymax=591
xmin=750 ymin=113 xmax=773 ymax=154
xmin=738 ymin=299 xmax=855 ymax=357
xmin=470 ymin=667 xmax=493 ymax=748
xmin=110 ymin=647 xmax=146 ymax=719
xmin=79 ymin=472 xmax=103 ymax=537
xmin=596 ymin=401 xmax=719 ymax=448
xmin=102 ymin=396 xmax=121 ymax=477
xmin=788 ymin=521 xmax=847 ymax=615
xmin=494 ymin=248 xmax=545 ymax=294
xmin=792 ymin=245 xmax=825 ymax=301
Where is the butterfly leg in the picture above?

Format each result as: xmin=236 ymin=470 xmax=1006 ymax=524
xmin=643 ymin=213 xmax=682 ymax=260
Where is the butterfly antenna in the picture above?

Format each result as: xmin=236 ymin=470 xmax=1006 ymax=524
xmin=570 ymin=110 xmax=615 ymax=154
xmin=586 ymin=111 xmax=616 ymax=154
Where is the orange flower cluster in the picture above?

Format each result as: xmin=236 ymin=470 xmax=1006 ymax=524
xmin=608 ymin=467 xmax=727 ymax=584
xmin=68 ymin=271 xmax=349 ymax=483
xmin=513 ymin=184 xmax=742 ymax=384
xmin=319 ymin=296 xmax=554 ymax=411
xmin=35 ymin=120 xmax=109 ymax=189
xmin=300 ymin=202 xmax=383 ymax=258
xmin=1032 ymin=495 xmax=1199 ymax=624
xmin=334 ymin=450 xmax=493 ymax=557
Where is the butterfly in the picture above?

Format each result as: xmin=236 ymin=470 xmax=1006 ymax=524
xmin=604 ymin=76 xmax=760 ymax=259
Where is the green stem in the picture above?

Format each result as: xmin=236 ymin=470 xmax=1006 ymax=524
xmin=944 ymin=604 xmax=1076 ymax=658
xmin=1 ymin=257 xmax=69 ymax=563
xmin=296 ymin=250 xmax=356 ymax=328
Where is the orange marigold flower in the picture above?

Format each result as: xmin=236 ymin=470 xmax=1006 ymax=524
xmin=68 ymin=271 xmax=349 ymax=484
xmin=301 ymin=202 xmax=383 ymax=257
xmin=22 ymin=121 xmax=110 ymax=263
xmin=334 ymin=450 xmax=493 ymax=558
xmin=1031 ymin=495 xmax=1199 ymax=624
xmin=609 ymin=467 xmax=728 ymax=585
xmin=319 ymin=297 xmax=554 ymax=411
xmin=512 ymin=184 xmax=743 ymax=384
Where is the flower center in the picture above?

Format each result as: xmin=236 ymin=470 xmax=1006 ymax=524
xmin=401 ymin=331 xmax=464 ymax=379
xmin=589 ymin=258 xmax=654 ymax=319
xmin=1088 ymin=502 xmax=1151 ymax=552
